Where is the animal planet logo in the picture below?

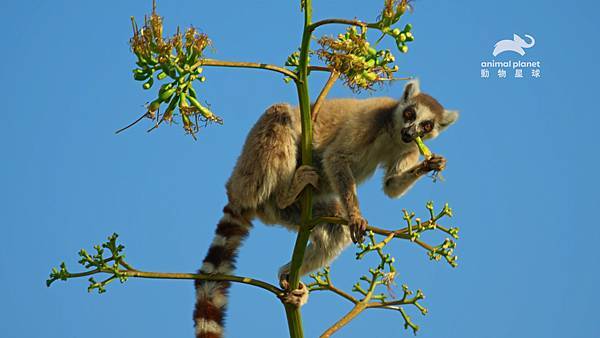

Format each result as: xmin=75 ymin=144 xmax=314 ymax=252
xmin=480 ymin=33 xmax=541 ymax=79
xmin=492 ymin=34 xmax=536 ymax=57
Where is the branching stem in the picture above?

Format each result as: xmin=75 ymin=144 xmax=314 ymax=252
xmin=309 ymin=18 xmax=379 ymax=32
xmin=190 ymin=58 xmax=298 ymax=81
xmin=312 ymin=71 xmax=340 ymax=122
xmin=59 ymin=266 xmax=283 ymax=296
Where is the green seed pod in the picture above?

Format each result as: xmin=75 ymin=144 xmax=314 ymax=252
xmin=163 ymin=94 xmax=180 ymax=123
xmin=187 ymin=95 xmax=218 ymax=122
xmin=363 ymin=72 xmax=378 ymax=81
xmin=137 ymin=56 xmax=148 ymax=67
xmin=148 ymin=99 xmax=161 ymax=112
xmin=159 ymin=87 xmax=177 ymax=102
xmin=188 ymin=85 xmax=198 ymax=99
xmin=186 ymin=95 xmax=204 ymax=111
xmin=134 ymin=72 xmax=150 ymax=81
xmin=182 ymin=113 xmax=192 ymax=130
xmin=147 ymin=57 xmax=158 ymax=66
xmin=157 ymin=71 xmax=167 ymax=80
xmin=158 ymin=82 xmax=175 ymax=96
xmin=161 ymin=64 xmax=175 ymax=79
xmin=143 ymin=77 xmax=154 ymax=90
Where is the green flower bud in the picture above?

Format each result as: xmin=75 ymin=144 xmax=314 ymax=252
xmin=400 ymin=45 xmax=409 ymax=53
xmin=142 ymin=77 xmax=154 ymax=90
xmin=363 ymin=72 xmax=378 ymax=81
xmin=133 ymin=69 xmax=150 ymax=81
xmin=158 ymin=87 xmax=177 ymax=102
xmin=148 ymin=99 xmax=161 ymax=112
xmin=188 ymin=86 xmax=198 ymax=98
xmin=399 ymin=33 xmax=407 ymax=42
xmin=404 ymin=23 xmax=413 ymax=32
xmin=392 ymin=28 xmax=401 ymax=36
xmin=157 ymin=71 xmax=167 ymax=80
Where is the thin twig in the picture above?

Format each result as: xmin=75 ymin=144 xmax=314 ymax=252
xmin=310 ymin=284 xmax=358 ymax=304
xmin=320 ymin=270 xmax=379 ymax=337
xmin=309 ymin=18 xmax=379 ymax=32
xmin=115 ymin=112 xmax=150 ymax=134
xmin=312 ymin=71 xmax=340 ymax=122
xmin=308 ymin=65 xmax=333 ymax=72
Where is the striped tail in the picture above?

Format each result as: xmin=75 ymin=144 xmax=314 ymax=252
xmin=194 ymin=205 xmax=253 ymax=338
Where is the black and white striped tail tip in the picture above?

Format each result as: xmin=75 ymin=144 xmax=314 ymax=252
xmin=194 ymin=206 xmax=252 ymax=338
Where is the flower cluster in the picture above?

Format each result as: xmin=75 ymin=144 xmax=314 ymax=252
xmin=379 ymin=0 xmax=411 ymax=28
xmin=129 ymin=7 xmax=221 ymax=139
xmin=317 ymin=26 xmax=398 ymax=91
xmin=47 ymin=233 xmax=130 ymax=293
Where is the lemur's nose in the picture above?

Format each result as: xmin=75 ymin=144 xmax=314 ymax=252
xmin=401 ymin=127 xmax=415 ymax=143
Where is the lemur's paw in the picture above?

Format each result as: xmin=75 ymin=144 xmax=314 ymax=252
xmin=279 ymin=275 xmax=309 ymax=308
xmin=349 ymin=215 xmax=369 ymax=244
xmin=422 ymin=154 xmax=446 ymax=173
xmin=294 ymin=165 xmax=319 ymax=190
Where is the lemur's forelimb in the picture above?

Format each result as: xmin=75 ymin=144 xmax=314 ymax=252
xmin=322 ymin=152 xmax=367 ymax=243
xmin=383 ymin=152 xmax=447 ymax=198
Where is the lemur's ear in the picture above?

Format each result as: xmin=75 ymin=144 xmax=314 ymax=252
xmin=438 ymin=110 xmax=459 ymax=131
xmin=402 ymin=79 xmax=420 ymax=102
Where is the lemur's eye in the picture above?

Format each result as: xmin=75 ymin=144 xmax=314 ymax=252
xmin=421 ymin=120 xmax=434 ymax=133
xmin=403 ymin=108 xmax=416 ymax=121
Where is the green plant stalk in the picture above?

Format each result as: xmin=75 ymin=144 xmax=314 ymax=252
xmin=414 ymin=136 xmax=432 ymax=160
xmin=49 ymin=265 xmax=283 ymax=296
xmin=284 ymin=1 xmax=314 ymax=338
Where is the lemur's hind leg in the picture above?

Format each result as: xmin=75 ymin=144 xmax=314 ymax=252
xmin=277 ymin=199 xmax=350 ymax=307
xmin=226 ymin=104 xmax=299 ymax=211
xmin=276 ymin=165 xmax=319 ymax=209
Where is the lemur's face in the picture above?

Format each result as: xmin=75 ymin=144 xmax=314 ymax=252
xmin=396 ymin=80 xmax=459 ymax=144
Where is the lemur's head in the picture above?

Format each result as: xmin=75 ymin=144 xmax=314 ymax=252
xmin=394 ymin=79 xmax=459 ymax=143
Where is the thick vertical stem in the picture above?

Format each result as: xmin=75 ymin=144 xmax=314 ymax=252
xmin=284 ymin=1 xmax=313 ymax=338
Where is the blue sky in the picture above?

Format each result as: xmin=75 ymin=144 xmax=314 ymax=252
xmin=1 ymin=0 xmax=599 ymax=337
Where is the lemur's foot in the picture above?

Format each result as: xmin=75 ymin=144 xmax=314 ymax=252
xmin=349 ymin=215 xmax=369 ymax=244
xmin=421 ymin=154 xmax=446 ymax=173
xmin=279 ymin=275 xmax=309 ymax=307
xmin=277 ymin=165 xmax=319 ymax=209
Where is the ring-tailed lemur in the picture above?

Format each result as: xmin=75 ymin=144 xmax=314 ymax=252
xmin=194 ymin=80 xmax=458 ymax=338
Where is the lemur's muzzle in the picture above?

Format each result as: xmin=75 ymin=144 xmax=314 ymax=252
xmin=401 ymin=125 xmax=418 ymax=143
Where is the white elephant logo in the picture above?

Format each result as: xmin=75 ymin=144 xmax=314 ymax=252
xmin=492 ymin=34 xmax=536 ymax=57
